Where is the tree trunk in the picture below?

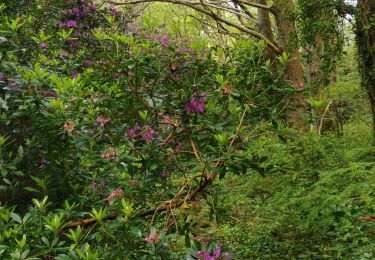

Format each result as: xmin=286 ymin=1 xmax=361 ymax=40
xmin=257 ymin=0 xmax=277 ymax=62
xmin=356 ymin=0 xmax=375 ymax=141
xmin=306 ymin=35 xmax=324 ymax=94
xmin=273 ymin=0 xmax=306 ymax=130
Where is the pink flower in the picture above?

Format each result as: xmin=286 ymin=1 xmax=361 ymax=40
xmin=88 ymin=3 xmax=97 ymax=10
xmin=55 ymin=20 xmax=64 ymax=28
xmin=184 ymin=95 xmax=207 ymax=113
xmin=71 ymin=7 xmax=80 ymax=15
xmin=60 ymin=134 xmax=67 ymax=141
xmin=141 ymin=125 xmax=156 ymax=142
xmin=83 ymin=59 xmax=92 ymax=67
xmin=100 ymin=148 xmax=118 ymax=161
xmin=124 ymin=123 xmax=141 ymax=139
xmin=44 ymin=90 xmax=57 ymax=99
xmin=95 ymin=116 xmax=111 ymax=127
xmin=39 ymin=42 xmax=48 ymax=49
xmin=66 ymin=20 xmax=77 ymax=28
xmin=39 ymin=158 xmax=49 ymax=169
xmin=127 ymin=71 xmax=135 ymax=77
xmin=125 ymin=124 xmax=156 ymax=142
xmin=160 ymin=37 xmax=170 ymax=47
xmin=144 ymin=230 xmax=160 ymax=243
xmin=114 ymin=71 xmax=121 ymax=78
xmin=109 ymin=5 xmax=120 ymax=15
xmin=100 ymin=148 xmax=119 ymax=161
xmin=0 ymin=72 xmax=6 ymax=83
xmin=60 ymin=51 xmax=69 ymax=58
xmin=8 ymin=82 xmax=18 ymax=89
xmin=104 ymin=188 xmax=124 ymax=203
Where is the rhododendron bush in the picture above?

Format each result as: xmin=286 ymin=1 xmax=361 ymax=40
xmin=0 ymin=0 xmax=290 ymax=258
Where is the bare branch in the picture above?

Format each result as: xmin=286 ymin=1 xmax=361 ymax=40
xmin=105 ymin=0 xmax=280 ymax=53
xmin=234 ymin=0 xmax=271 ymax=10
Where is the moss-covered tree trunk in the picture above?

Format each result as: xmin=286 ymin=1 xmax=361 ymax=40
xmin=356 ymin=0 xmax=375 ymax=141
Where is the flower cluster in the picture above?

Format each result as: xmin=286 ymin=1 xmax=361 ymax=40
xmin=91 ymin=180 xmax=106 ymax=192
xmin=104 ymin=188 xmax=124 ymax=203
xmin=44 ymin=90 xmax=58 ymax=99
xmin=196 ymin=248 xmax=232 ymax=260
xmin=125 ymin=123 xmax=156 ymax=142
xmin=144 ymin=229 xmax=160 ymax=243
xmin=185 ymin=93 xmax=208 ymax=113
xmin=95 ymin=116 xmax=111 ymax=128
xmin=83 ymin=59 xmax=92 ymax=67
xmin=0 ymin=72 xmax=5 ymax=83
xmin=39 ymin=42 xmax=48 ymax=49
xmin=39 ymin=158 xmax=49 ymax=169
xmin=63 ymin=122 xmax=75 ymax=132
xmin=100 ymin=147 xmax=119 ymax=161
xmin=8 ymin=82 xmax=18 ymax=90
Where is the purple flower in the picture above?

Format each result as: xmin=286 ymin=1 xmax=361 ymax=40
xmin=71 ymin=71 xmax=77 ymax=79
xmin=67 ymin=0 xmax=73 ymax=4
xmin=91 ymin=180 xmax=107 ymax=192
xmin=83 ymin=59 xmax=92 ymax=67
xmin=196 ymin=251 xmax=214 ymax=260
xmin=55 ymin=20 xmax=64 ymax=28
xmin=196 ymin=248 xmax=225 ymax=260
xmin=144 ymin=230 xmax=160 ymax=243
xmin=0 ymin=73 xmax=6 ymax=83
xmin=66 ymin=20 xmax=77 ymax=28
xmin=71 ymin=7 xmax=80 ymax=15
xmin=66 ymin=39 xmax=80 ymax=48
xmin=88 ymin=3 xmax=97 ymax=10
xmin=39 ymin=42 xmax=48 ymax=49
xmin=60 ymin=51 xmax=69 ymax=58
xmin=44 ymin=90 xmax=57 ymax=98
xmin=8 ymin=82 xmax=18 ymax=89
xmin=126 ymin=23 xmax=140 ymax=36
xmin=60 ymin=134 xmax=67 ymax=141
xmin=131 ymin=12 xmax=139 ymax=18
xmin=141 ymin=125 xmax=156 ymax=142
xmin=213 ymin=248 xmax=221 ymax=258
xmin=109 ymin=6 xmax=120 ymax=15
xmin=160 ymin=37 xmax=170 ymax=47
xmin=95 ymin=116 xmax=111 ymax=127
xmin=114 ymin=71 xmax=121 ymax=78
xmin=125 ymin=123 xmax=141 ymax=139
xmin=91 ymin=181 xmax=97 ymax=190
xmin=184 ymin=93 xmax=207 ymax=113
xmin=99 ymin=180 xmax=107 ymax=188
xmin=39 ymin=158 xmax=49 ymax=169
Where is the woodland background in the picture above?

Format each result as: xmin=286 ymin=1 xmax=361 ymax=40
xmin=0 ymin=0 xmax=375 ymax=259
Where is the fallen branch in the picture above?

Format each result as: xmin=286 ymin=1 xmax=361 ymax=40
xmin=66 ymin=174 xmax=212 ymax=229
xmin=318 ymin=100 xmax=333 ymax=135
xmin=66 ymin=108 xmax=248 ymax=229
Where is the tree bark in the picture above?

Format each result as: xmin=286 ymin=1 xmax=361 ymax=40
xmin=257 ymin=0 xmax=277 ymax=62
xmin=273 ymin=0 xmax=306 ymax=130
xmin=356 ymin=0 xmax=375 ymax=141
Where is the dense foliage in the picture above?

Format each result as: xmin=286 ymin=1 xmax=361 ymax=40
xmin=1 ymin=0 xmax=374 ymax=259
xmin=0 ymin=1 xmax=292 ymax=258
